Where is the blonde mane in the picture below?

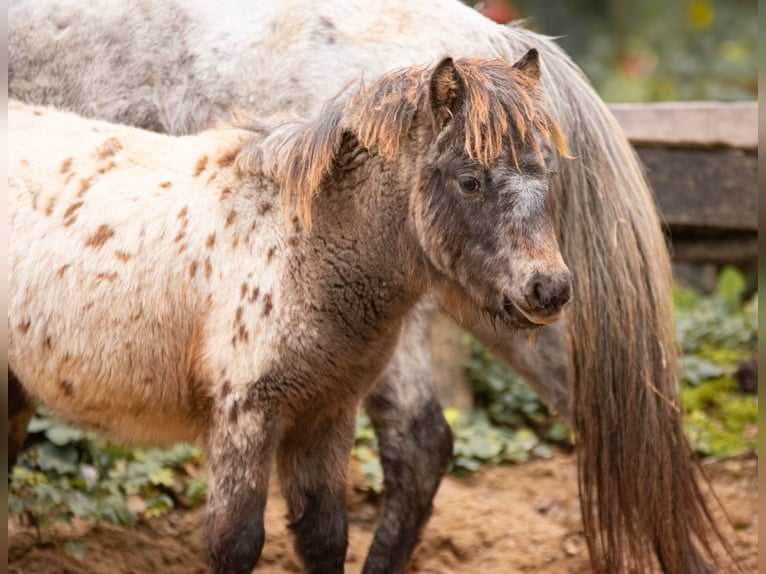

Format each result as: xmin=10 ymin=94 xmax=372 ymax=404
xmin=237 ymin=57 xmax=568 ymax=229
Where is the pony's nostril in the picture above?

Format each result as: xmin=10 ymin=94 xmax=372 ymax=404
xmin=527 ymin=271 xmax=572 ymax=312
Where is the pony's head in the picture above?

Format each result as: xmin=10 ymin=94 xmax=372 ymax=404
xmin=241 ymin=50 xmax=572 ymax=327
xmin=367 ymin=51 xmax=572 ymax=327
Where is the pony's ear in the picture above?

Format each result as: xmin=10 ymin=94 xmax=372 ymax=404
xmin=429 ymin=57 xmax=466 ymax=131
xmin=512 ymin=48 xmax=541 ymax=81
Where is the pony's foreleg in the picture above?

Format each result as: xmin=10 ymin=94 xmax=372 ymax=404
xmin=361 ymin=310 xmax=453 ymax=574
xmin=203 ymin=404 xmax=279 ymax=574
xmin=277 ymin=405 xmax=357 ymax=574
xmin=8 ymin=369 xmax=36 ymax=469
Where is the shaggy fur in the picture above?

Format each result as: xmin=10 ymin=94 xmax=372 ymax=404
xmin=9 ymin=55 xmax=570 ymax=573
xmin=8 ymin=1 xmax=733 ymax=572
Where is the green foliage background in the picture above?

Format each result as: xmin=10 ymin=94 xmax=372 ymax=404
xmin=490 ymin=0 xmax=757 ymax=103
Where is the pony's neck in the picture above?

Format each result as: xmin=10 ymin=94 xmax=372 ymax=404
xmin=307 ymin=136 xmax=429 ymax=301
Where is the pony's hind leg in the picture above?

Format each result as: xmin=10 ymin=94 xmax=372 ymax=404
xmin=203 ymin=395 xmax=280 ymax=574
xmin=9 ymin=368 xmax=36 ymax=469
xmin=362 ymin=308 xmax=453 ymax=574
xmin=277 ymin=405 xmax=357 ymax=574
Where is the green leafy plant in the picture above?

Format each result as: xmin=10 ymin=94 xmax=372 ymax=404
xmin=10 ymin=411 xmax=206 ymax=530
xmin=674 ymin=266 xmax=758 ymax=456
xmin=351 ymin=408 xmax=383 ymax=493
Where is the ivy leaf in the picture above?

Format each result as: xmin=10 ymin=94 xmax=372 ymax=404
xmin=45 ymin=424 xmax=86 ymax=446
xmin=716 ymin=265 xmax=745 ymax=311
xmin=148 ymin=468 xmax=175 ymax=487
xmin=680 ymin=355 xmax=725 ymax=386
xmin=144 ymin=494 xmax=174 ymax=518
xmin=34 ymin=442 xmax=79 ymax=474
xmin=64 ymin=539 xmax=88 ymax=561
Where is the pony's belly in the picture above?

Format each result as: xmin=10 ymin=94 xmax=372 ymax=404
xmin=15 ymin=368 xmax=205 ymax=447
xmin=61 ymin=407 xmax=202 ymax=447
xmin=9 ymin=336 xmax=208 ymax=448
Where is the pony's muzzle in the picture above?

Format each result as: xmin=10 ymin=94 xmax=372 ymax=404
xmin=519 ymin=269 xmax=572 ymax=324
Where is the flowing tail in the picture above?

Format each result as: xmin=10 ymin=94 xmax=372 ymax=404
xmin=500 ymin=25 xmax=734 ymax=573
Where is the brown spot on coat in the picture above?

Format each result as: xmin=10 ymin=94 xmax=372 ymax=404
xmin=219 ymin=188 xmax=231 ymax=201
xmin=17 ymin=320 xmax=31 ymax=334
xmin=228 ymin=402 xmax=239 ymax=424
xmin=220 ymin=380 xmax=232 ymax=399
xmin=235 ymin=306 xmax=244 ymax=323
xmin=206 ymin=233 xmax=216 ymax=249
xmin=216 ymin=149 xmax=237 ymax=168
xmin=85 ymin=224 xmax=115 ymax=248
xmin=45 ymin=197 xmax=56 ymax=216
xmin=60 ymin=380 xmax=75 ymax=396
xmin=194 ymin=155 xmax=208 ymax=176
xmin=241 ymin=283 xmax=248 ymax=299
xmin=160 ymin=181 xmax=172 ymax=189
xmin=45 ymin=336 xmax=53 ymax=349
xmin=231 ymin=236 xmax=239 ymax=250
xmin=225 ymin=210 xmax=236 ymax=227
xmin=96 ymin=272 xmax=118 ymax=282
xmin=63 ymin=201 xmax=84 ymax=226
xmin=58 ymin=265 xmax=70 ymax=278
xmin=248 ymin=287 xmax=260 ymax=303
xmin=98 ymin=161 xmax=116 ymax=174
xmin=77 ymin=177 xmax=92 ymax=197
xmin=178 ymin=206 xmax=188 ymax=219
xmin=262 ymin=294 xmax=273 ymax=317
xmin=240 ymin=391 xmax=257 ymax=413
xmin=258 ymin=203 xmax=272 ymax=216
xmin=238 ymin=324 xmax=249 ymax=343
xmin=33 ymin=109 xmax=43 ymax=116
xmin=60 ymin=157 xmax=74 ymax=174
xmin=174 ymin=230 xmax=186 ymax=243
xmin=204 ymin=258 xmax=212 ymax=279
xmin=115 ymin=251 xmax=132 ymax=263
xmin=189 ymin=261 xmax=198 ymax=278
xmin=267 ymin=246 xmax=277 ymax=261
xmin=96 ymin=137 xmax=123 ymax=160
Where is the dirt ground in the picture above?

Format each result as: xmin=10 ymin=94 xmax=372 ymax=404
xmin=8 ymin=453 xmax=757 ymax=574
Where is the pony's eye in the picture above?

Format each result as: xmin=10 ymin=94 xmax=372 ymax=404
xmin=458 ymin=175 xmax=481 ymax=194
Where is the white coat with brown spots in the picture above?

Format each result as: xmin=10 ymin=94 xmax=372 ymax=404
xmin=8 ymin=53 xmax=571 ymax=574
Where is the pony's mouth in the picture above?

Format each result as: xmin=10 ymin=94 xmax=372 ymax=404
xmin=498 ymin=296 xmax=537 ymax=329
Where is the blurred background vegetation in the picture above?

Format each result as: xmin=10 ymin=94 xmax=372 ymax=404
xmin=10 ymin=0 xmax=758 ymax=536
xmin=478 ymin=0 xmax=757 ymax=102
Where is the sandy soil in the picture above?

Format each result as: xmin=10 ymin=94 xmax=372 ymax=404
xmin=8 ymin=453 xmax=757 ymax=573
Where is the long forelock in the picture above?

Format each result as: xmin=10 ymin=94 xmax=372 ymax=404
xmin=453 ymin=58 xmax=568 ymax=168
xmin=236 ymin=57 xmax=568 ymax=229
